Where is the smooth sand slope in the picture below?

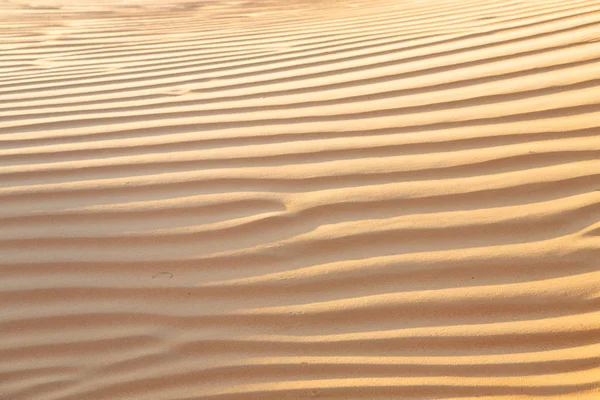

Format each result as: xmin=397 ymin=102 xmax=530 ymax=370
xmin=1 ymin=0 xmax=600 ymax=399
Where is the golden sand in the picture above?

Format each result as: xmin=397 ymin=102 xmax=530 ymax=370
xmin=1 ymin=0 xmax=599 ymax=398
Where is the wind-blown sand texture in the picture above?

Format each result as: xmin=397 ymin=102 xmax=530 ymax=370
xmin=1 ymin=0 xmax=600 ymax=399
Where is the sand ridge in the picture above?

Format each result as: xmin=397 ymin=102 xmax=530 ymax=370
xmin=1 ymin=0 xmax=600 ymax=399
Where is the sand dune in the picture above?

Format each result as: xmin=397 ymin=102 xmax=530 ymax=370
xmin=1 ymin=0 xmax=600 ymax=399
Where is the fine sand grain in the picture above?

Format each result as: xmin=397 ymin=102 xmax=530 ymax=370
xmin=1 ymin=0 xmax=600 ymax=399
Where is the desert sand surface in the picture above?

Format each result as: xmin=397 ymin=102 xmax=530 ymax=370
xmin=1 ymin=0 xmax=600 ymax=399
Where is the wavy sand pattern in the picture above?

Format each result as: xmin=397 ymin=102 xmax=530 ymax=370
xmin=1 ymin=0 xmax=600 ymax=399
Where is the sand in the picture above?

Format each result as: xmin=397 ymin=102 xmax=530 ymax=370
xmin=1 ymin=0 xmax=600 ymax=399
